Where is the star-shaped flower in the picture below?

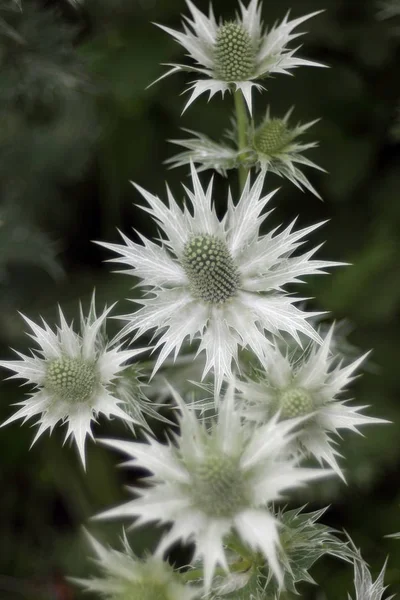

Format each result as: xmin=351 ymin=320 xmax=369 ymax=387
xmin=237 ymin=325 xmax=388 ymax=480
xmin=153 ymin=0 xmax=324 ymax=113
xmin=98 ymin=384 xmax=331 ymax=591
xmin=0 ymin=294 xmax=147 ymax=468
xmin=99 ymin=164 xmax=340 ymax=396
xmin=73 ymin=530 xmax=200 ymax=600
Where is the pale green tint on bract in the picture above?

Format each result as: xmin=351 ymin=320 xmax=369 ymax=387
xmin=115 ymin=581 xmax=171 ymax=600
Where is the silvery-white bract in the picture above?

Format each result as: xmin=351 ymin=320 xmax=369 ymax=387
xmin=237 ymin=325 xmax=388 ymax=480
xmin=153 ymin=0 xmax=324 ymax=113
xmin=97 ymin=384 xmax=332 ymax=591
xmin=74 ymin=530 xmax=199 ymax=600
xmin=99 ymin=165 xmax=340 ymax=396
xmin=348 ymin=546 xmax=394 ymax=600
xmin=0 ymin=295 xmax=146 ymax=468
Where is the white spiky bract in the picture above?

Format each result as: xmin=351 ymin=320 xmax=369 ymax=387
xmin=167 ymin=109 xmax=324 ymax=198
xmin=97 ymin=384 xmax=332 ymax=592
xmin=349 ymin=545 xmax=394 ymax=600
xmin=73 ymin=530 xmax=199 ymax=600
xmin=98 ymin=164 xmax=341 ymax=397
xmin=153 ymin=0 xmax=324 ymax=114
xmin=0 ymin=295 xmax=147 ymax=468
xmin=237 ymin=325 xmax=388 ymax=480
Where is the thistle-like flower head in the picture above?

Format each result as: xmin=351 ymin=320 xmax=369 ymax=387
xmin=237 ymin=324 xmax=388 ymax=480
xmin=0 ymin=294 xmax=147 ymax=468
xmin=74 ymin=530 xmax=199 ymax=600
xmin=98 ymin=165 xmax=340 ymax=396
xmin=98 ymin=384 xmax=331 ymax=591
xmin=167 ymin=108 xmax=324 ymax=198
xmin=154 ymin=0 xmax=324 ymax=113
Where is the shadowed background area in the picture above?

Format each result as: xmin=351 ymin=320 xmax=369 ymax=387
xmin=0 ymin=0 xmax=399 ymax=597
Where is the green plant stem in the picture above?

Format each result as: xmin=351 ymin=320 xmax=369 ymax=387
xmin=234 ymin=89 xmax=249 ymax=192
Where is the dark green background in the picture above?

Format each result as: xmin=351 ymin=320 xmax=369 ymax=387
xmin=0 ymin=0 xmax=399 ymax=597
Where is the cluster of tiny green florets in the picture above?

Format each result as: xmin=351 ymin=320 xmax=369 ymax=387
xmin=190 ymin=450 xmax=249 ymax=518
xmin=253 ymin=119 xmax=292 ymax=156
xmin=214 ymin=21 xmax=257 ymax=81
xmin=277 ymin=387 xmax=314 ymax=420
xmin=45 ymin=357 xmax=98 ymax=403
xmin=182 ymin=234 xmax=240 ymax=304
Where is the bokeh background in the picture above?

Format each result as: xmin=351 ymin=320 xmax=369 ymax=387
xmin=0 ymin=0 xmax=399 ymax=597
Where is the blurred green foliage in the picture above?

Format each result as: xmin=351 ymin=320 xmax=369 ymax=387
xmin=0 ymin=0 xmax=399 ymax=598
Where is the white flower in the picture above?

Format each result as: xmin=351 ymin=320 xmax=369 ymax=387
xmin=237 ymin=325 xmax=388 ymax=480
xmin=98 ymin=164 xmax=340 ymax=396
xmin=349 ymin=546 xmax=394 ymax=600
xmin=0 ymin=294 xmax=147 ymax=468
xmin=73 ymin=530 xmax=199 ymax=600
xmin=153 ymin=0 xmax=324 ymax=113
xmin=167 ymin=108 xmax=324 ymax=198
xmin=97 ymin=384 xmax=331 ymax=591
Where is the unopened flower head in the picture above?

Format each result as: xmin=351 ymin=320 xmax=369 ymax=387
xmin=0 ymin=294 xmax=147 ymax=468
xmin=154 ymin=0 xmax=324 ymax=113
xmin=237 ymin=325 xmax=388 ymax=480
xmin=98 ymin=384 xmax=331 ymax=591
xmin=74 ymin=530 xmax=199 ymax=600
xmin=249 ymin=107 xmax=325 ymax=198
xmin=167 ymin=108 xmax=324 ymax=198
xmin=98 ymin=164 xmax=340 ymax=396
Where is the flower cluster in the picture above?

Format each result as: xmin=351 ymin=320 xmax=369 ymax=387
xmin=0 ymin=0 xmax=393 ymax=598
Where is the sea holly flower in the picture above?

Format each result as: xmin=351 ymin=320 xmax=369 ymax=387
xmin=237 ymin=325 xmax=388 ymax=480
xmin=0 ymin=294 xmax=147 ymax=468
xmin=167 ymin=108 xmax=324 ymax=198
xmin=73 ymin=530 xmax=200 ymax=600
xmin=97 ymin=384 xmax=332 ymax=592
xmin=98 ymin=164 xmax=340 ymax=396
xmin=153 ymin=0 xmax=324 ymax=113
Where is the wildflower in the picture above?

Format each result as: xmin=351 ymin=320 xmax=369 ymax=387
xmin=237 ymin=325 xmax=388 ymax=480
xmin=153 ymin=0 xmax=324 ymax=113
xmin=167 ymin=108 xmax=324 ymax=198
xmin=74 ymin=530 xmax=199 ymax=600
xmin=98 ymin=384 xmax=331 ymax=591
xmin=99 ymin=165 xmax=340 ymax=395
xmin=0 ymin=294 xmax=147 ymax=468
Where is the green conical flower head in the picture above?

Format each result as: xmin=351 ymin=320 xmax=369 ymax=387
xmin=182 ymin=234 xmax=240 ymax=304
xmin=45 ymin=357 xmax=98 ymax=403
xmin=214 ymin=22 xmax=256 ymax=81
xmin=191 ymin=450 xmax=249 ymax=517
xmin=278 ymin=387 xmax=314 ymax=420
xmin=253 ymin=119 xmax=292 ymax=155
